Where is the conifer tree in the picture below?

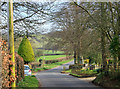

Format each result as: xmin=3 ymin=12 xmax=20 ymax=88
xmin=18 ymin=36 xmax=35 ymax=64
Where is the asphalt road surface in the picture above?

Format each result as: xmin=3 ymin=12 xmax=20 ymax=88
xmin=36 ymin=61 xmax=103 ymax=89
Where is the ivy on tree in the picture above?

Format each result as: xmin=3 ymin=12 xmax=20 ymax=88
xmin=109 ymin=35 xmax=120 ymax=57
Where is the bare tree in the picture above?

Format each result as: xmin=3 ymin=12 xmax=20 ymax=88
xmin=0 ymin=2 xmax=54 ymax=39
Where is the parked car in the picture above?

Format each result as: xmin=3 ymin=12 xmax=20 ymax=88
xmin=24 ymin=65 xmax=32 ymax=76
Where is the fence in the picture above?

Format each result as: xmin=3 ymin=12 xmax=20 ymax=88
xmin=1 ymin=39 xmax=24 ymax=88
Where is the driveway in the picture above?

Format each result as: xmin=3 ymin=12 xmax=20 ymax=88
xmin=36 ymin=61 xmax=102 ymax=88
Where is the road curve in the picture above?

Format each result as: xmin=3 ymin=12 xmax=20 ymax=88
xmin=36 ymin=61 xmax=102 ymax=88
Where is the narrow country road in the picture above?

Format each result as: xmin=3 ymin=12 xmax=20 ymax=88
xmin=36 ymin=61 xmax=102 ymax=88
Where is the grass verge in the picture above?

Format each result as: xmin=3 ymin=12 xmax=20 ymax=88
xmin=33 ymin=59 xmax=73 ymax=72
xmin=17 ymin=75 xmax=39 ymax=88
xmin=61 ymin=69 xmax=71 ymax=73
xmin=69 ymin=72 xmax=96 ymax=78
xmin=62 ymin=69 xmax=98 ymax=78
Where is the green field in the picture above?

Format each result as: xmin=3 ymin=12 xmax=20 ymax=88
xmin=36 ymin=55 xmax=66 ymax=61
xmin=34 ymin=59 xmax=73 ymax=72
xmin=43 ymin=50 xmax=64 ymax=54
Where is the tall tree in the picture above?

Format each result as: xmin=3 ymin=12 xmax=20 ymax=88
xmin=101 ymin=2 xmax=107 ymax=71
xmin=48 ymin=3 xmax=97 ymax=64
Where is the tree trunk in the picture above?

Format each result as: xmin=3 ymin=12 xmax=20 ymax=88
xmin=74 ymin=50 xmax=77 ymax=64
xmin=26 ymin=30 xmax=29 ymax=38
xmin=101 ymin=31 xmax=107 ymax=71
xmin=77 ymin=41 xmax=80 ymax=64
xmin=9 ymin=0 xmax=16 ymax=87
xmin=101 ymin=2 xmax=107 ymax=71
xmin=113 ymin=56 xmax=117 ymax=70
xmin=117 ymin=2 xmax=120 ymax=61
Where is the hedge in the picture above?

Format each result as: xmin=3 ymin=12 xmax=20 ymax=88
xmin=0 ymin=39 xmax=24 ymax=88
xmin=44 ymin=56 xmax=73 ymax=64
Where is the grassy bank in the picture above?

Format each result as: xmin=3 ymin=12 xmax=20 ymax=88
xmin=92 ymin=73 xmax=120 ymax=88
xmin=17 ymin=75 xmax=39 ymax=88
xmin=33 ymin=59 xmax=73 ymax=72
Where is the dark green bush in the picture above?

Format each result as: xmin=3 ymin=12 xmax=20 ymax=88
xmin=45 ymin=59 xmax=60 ymax=64
xmin=18 ymin=36 xmax=35 ymax=63
xmin=69 ymin=64 xmax=83 ymax=69
xmin=109 ymin=35 xmax=120 ymax=57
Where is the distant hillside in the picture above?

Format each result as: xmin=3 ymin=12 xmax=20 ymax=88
xmin=14 ymin=34 xmax=47 ymax=51
xmin=14 ymin=33 xmax=60 ymax=53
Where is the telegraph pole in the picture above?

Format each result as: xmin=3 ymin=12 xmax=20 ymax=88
xmin=8 ymin=0 xmax=16 ymax=87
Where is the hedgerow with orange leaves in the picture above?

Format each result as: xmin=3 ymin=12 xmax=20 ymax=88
xmin=0 ymin=39 xmax=24 ymax=88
